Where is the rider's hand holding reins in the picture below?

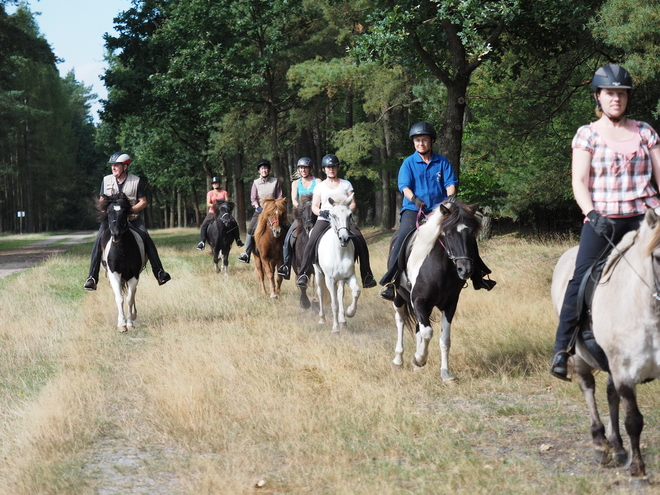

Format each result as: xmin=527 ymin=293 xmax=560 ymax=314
xmin=587 ymin=210 xmax=615 ymax=238
xmin=411 ymin=194 xmax=426 ymax=211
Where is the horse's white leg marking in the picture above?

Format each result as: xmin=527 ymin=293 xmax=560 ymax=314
xmin=336 ymin=279 xmax=347 ymax=328
xmin=125 ymin=277 xmax=139 ymax=327
xmin=414 ymin=322 xmax=433 ymax=368
xmin=345 ymin=274 xmax=360 ymax=318
xmin=108 ymin=272 xmax=127 ymax=329
xmin=439 ymin=313 xmax=455 ymax=382
xmin=315 ymin=265 xmax=326 ymax=324
xmin=392 ymin=303 xmax=406 ymax=368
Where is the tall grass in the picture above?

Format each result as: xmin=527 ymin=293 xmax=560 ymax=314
xmin=0 ymin=228 xmax=658 ymax=494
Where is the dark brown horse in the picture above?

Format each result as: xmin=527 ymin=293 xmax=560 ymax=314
xmin=293 ymin=194 xmax=316 ymax=309
xmin=254 ymin=197 xmax=287 ymax=298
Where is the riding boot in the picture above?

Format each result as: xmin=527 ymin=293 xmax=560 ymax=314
xmin=142 ymin=233 xmax=171 ymax=286
xmin=380 ymin=282 xmax=396 ymax=301
xmin=278 ymin=229 xmax=295 ymax=279
xmin=582 ymin=328 xmax=610 ymax=372
xmin=84 ymin=224 xmax=105 ymax=291
xmin=350 ymin=229 xmax=376 ymax=288
xmin=471 ymin=254 xmax=496 ymax=290
xmin=549 ymin=351 xmax=572 ymax=382
xmin=238 ymin=234 xmax=253 ymax=263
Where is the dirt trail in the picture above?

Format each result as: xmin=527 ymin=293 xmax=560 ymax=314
xmin=0 ymin=231 xmax=96 ymax=279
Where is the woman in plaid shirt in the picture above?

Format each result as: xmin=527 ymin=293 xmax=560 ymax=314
xmin=549 ymin=64 xmax=660 ymax=381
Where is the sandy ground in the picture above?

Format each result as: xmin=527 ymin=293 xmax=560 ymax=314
xmin=0 ymin=232 xmax=96 ymax=279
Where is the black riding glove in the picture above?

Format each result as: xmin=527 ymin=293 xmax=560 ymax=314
xmin=411 ymin=195 xmax=426 ymax=211
xmin=587 ymin=210 xmax=614 ymax=238
xmin=319 ymin=210 xmax=329 ymax=219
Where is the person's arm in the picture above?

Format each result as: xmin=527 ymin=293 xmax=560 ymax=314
xmin=132 ymin=196 xmax=147 ymax=214
xmin=206 ymin=191 xmax=214 ymax=209
xmin=311 ymin=190 xmax=322 ymax=216
xmin=446 ymin=184 xmax=456 ymax=197
xmin=650 ymin=146 xmax=660 ymax=192
xmin=291 ymin=180 xmax=299 ymax=208
xmin=275 ymin=180 xmax=283 ymax=199
xmin=572 ymin=147 xmax=594 ymax=215
xmin=347 ymin=189 xmax=356 ymax=213
xmin=250 ymin=182 xmax=259 ymax=208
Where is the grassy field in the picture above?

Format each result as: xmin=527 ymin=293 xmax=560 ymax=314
xmin=0 ymin=227 xmax=659 ymax=494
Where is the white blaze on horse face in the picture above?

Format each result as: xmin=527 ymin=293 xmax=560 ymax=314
xmin=113 ymin=205 xmax=121 ymax=211
xmin=457 ymin=223 xmax=468 ymax=233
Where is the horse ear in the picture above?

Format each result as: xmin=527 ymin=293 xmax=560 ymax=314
xmin=329 ymin=197 xmax=336 ymax=206
xmin=468 ymin=203 xmax=480 ymax=214
xmin=440 ymin=204 xmax=450 ymax=215
xmin=347 ymin=193 xmax=354 ymax=204
xmin=647 ymin=208 xmax=659 ymax=228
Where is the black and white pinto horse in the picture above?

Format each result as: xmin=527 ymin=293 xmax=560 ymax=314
xmin=391 ymin=200 xmax=481 ymax=382
xmin=99 ymin=193 xmax=147 ymax=332
xmin=552 ymin=208 xmax=660 ymax=483
xmin=206 ymin=199 xmax=240 ymax=275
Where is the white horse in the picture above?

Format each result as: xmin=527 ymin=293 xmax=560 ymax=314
xmin=551 ymin=208 xmax=660 ymax=483
xmin=314 ymin=194 xmax=361 ymax=333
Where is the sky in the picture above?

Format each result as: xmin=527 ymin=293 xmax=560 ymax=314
xmin=9 ymin=0 xmax=134 ymax=123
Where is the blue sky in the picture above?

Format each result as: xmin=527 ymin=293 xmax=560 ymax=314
xmin=9 ymin=0 xmax=133 ymax=122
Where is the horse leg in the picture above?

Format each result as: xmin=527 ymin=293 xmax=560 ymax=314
xmin=266 ymin=261 xmax=278 ymax=299
xmin=315 ymin=266 xmax=326 ymax=325
xmin=254 ymin=258 xmax=268 ymax=296
xmin=392 ymin=302 xmax=406 ymax=368
xmin=411 ymin=300 xmax=432 ymax=369
xmin=617 ymin=382 xmax=647 ymax=481
xmin=326 ymin=276 xmax=341 ymax=333
xmin=299 ymin=286 xmax=311 ymax=311
xmin=438 ymin=312 xmax=455 ymax=382
xmin=573 ymin=356 xmax=610 ymax=465
xmin=125 ymin=278 xmax=139 ymax=328
xmin=605 ymin=373 xmax=628 ymax=466
xmin=345 ymin=274 xmax=361 ymax=319
xmin=108 ymin=274 xmax=128 ymax=332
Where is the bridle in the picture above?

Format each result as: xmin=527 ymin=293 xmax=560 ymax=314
xmin=416 ymin=205 xmax=474 ymax=267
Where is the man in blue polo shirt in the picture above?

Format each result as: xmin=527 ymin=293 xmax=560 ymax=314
xmin=379 ymin=122 xmax=496 ymax=301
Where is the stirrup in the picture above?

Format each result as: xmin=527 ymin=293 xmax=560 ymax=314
xmin=379 ymin=284 xmax=395 ymax=301
xmin=238 ymin=253 xmax=250 ymax=263
xmin=197 ymin=241 xmax=205 ymax=250
xmin=549 ymin=351 xmax=572 ymax=382
xmin=84 ymin=276 xmax=97 ymax=291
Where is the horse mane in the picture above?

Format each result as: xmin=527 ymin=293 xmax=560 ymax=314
xmin=255 ymin=197 xmax=287 ymax=237
xmin=408 ymin=201 xmax=479 ymax=270
xmin=98 ymin=192 xmax=131 ymax=221
xmin=212 ymin=199 xmax=234 ymax=217
xmin=295 ymin=194 xmax=314 ymax=236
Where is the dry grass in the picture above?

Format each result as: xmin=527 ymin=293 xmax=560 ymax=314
xmin=0 ymin=227 xmax=659 ymax=494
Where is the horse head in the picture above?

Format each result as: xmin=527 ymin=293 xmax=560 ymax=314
xmin=213 ymin=199 xmax=235 ymax=227
xmin=296 ymin=194 xmax=316 ymax=237
xmin=327 ymin=194 xmax=354 ymax=247
xmin=438 ymin=201 xmax=481 ymax=280
xmin=259 ymin=198 xmax=287 ymax=238
xmin=100 ymin=193 xmax=132 ymax=242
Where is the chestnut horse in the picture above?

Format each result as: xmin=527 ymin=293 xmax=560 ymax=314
xmin=253 ymin=197 xmax=287 ymax=298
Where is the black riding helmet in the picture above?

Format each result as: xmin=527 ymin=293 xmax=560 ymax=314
xmin=321 ymin=154 xmax=340 ymax=168
xmin=409 ymin=122 xmax=437 ymax=141
xmin=256 ymin=159 xmax=271 ymax=171
xmin=592 ymin=64 xmax=632 ymax=121
xmin=211 ymin=176 xmax=221 ymax=184
xmin=297 ymin=157 xmax=313 ymax=168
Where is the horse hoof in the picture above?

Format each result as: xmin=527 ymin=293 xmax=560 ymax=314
xmin=592 ymin=448 xmax=609 ymax=466
xmin=318 ymin=319 xmax=325 ymax=325
xmin=441 ymin=369 xmax=457 ymax=383
xmin=118 ymin=326 xmax=128 ymax=333
xmin=270 ymin=294 xmax=278 ymax=299
xmin=391 ymin=361 xmax=403 ymax=370
xmin=300 ymin=299 xmax=311 ymax=310
xmin=630 ymin=477 xmax=649 ymax=488
xmin=613 ymin=450 xmax=629 ymax=467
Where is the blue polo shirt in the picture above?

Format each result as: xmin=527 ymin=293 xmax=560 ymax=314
xmin=398 ymin=151 xmax=458 ymax=214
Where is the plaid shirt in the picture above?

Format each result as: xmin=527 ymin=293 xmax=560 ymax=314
xmin=572 ymin=120 xmax=660 ymax=216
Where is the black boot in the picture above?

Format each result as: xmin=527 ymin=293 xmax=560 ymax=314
xmin=472 ymin=276 xmax=497 ymax=290
xmin=549 ymin=352 xmax=571 ymax=382
xmin=238 ymin=234 xmax=253 ymax=263
xmin=380 ymin=284 xmax=395 ymax=301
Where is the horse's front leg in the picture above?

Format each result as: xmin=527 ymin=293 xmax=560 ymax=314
xmin=344 ymin=273 xmax=361 ymax=319
xmin=411 ymin=299 xmax=432 ymax=369
xmin=438 ymin=312 xmax=455 ymax=382
xmin=108 ymin=274 xmax=128 ymax=332
xmin=125 ymin=278 xmax=139 ymax=329
xmin=266 ymin=261 xmax=279 ymax=299
xmin=392 ymin=302 xmax=406 ymax=368
xmin=616 ymin=382 xmax=647 ymax=481
xmin=221 ymin=246 xmax=229 ymax=275
xmin=605 ymin=373 xmax=628 ymax=466
xmin=325 ymin=276 xmax=342 ymax=333
xmin=335 ymin=279 xmax=348 ymax=330
xmin=314 ymin=265 xmax=326 ymax=325
xmin=254 ymin=258 xmax=268 ymax=296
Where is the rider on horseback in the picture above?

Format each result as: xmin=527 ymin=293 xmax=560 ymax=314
xmin=549 ymin=64 xmax=660 ymax=381
xmin=295 ymin=154 xmax=377 ymax=290
xmin=237 ymin=159 xmax=283 ymax=264
xmin=379 ymin=122 xmax=496 ymax=301
xmin=277 ymin=157 xmax=320 ymax=280
xmin=84 ymin=151 xmax=171 ymax=290
xmin=197 ymin=176 xmax=243 ymax=251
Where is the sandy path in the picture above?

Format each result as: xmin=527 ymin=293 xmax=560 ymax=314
xmin=0 ymin=231 xmax=96 ymax=279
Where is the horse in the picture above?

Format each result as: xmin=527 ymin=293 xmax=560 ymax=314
xmin=551 ymin=208 xmax=660 ymax=483
xmin=206 ymin=199 xmax=240 ymax=275
xmin=390 ymin=200 xmax=481 ymax=382
xmin=99 ymin=193 xmax=147 ymax=332
xmin=253 ymin=197 xmax=287 ymax=298
xmin=314 ymin=194 xmax=360 ymax=333
xmin=293 ymin=194 xmax=317 ymax=310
